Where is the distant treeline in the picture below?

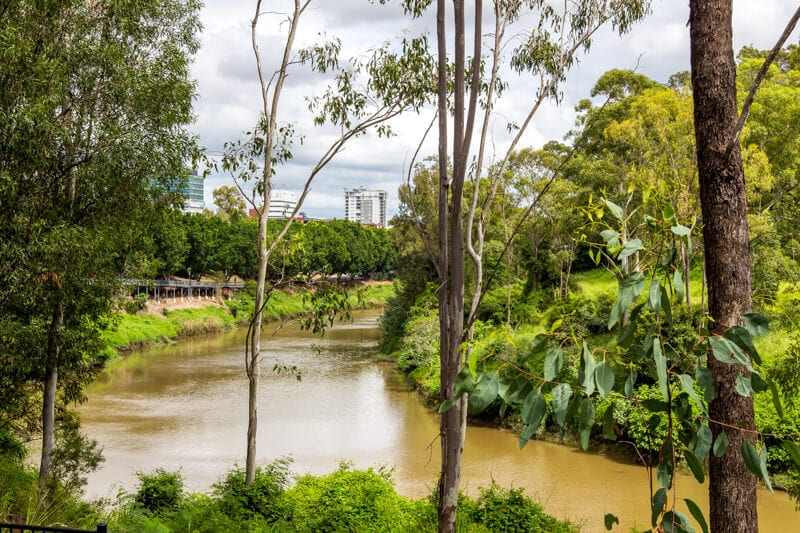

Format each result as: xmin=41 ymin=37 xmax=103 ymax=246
xmin=149 ymin=211 xmax=397 ymax=281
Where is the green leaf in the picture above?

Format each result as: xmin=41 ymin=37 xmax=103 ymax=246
xmin=657 ymin=437 xmax=674 ymax=489
xmin=624 ymin=369 xmax=637 ymax=398
xmin=649 ymin=278 xmax=662 ymax=312
xmin=652 ymin=487 xmax=667 ymax=527
xmin=529 ymin=333 xmax=549 ymax=355
xmin=662 ymin=202 xmax=676 ymax=221
xmin=769 ymin=380 xmax=785 ymax=420
xmin=618 ymin=238 xmax=644 ymax=260
xmin=468 ymin=346 xmax=478 ymax=377
xmin=750 ymin=371 xmax=768 ymax=393
xmin=609 ymin=271 xmax=645 ymax=329
xmin=683 ymin=449 xmax=705 ymax=483
xmin=579 ymin=397 xmax=595 ymax=451
xmin=468 ymin=372 xmax=499 ymax=414
xmin=662 ymin=511 xmax=695 ymax=533
xmin=684 ymin=498 xmax=709 ymax=533
xmin=579 ymin=342 xmax=596 ymax=396
xmin=604 ymin=513 xmax=619 ymax=530
xmin=544 ymin=347 xmax=563 ymax=382
xmin=595 ymin=360 xmax=615 ymax=398
xmin=660 ymin=285 xmax=673 ymax=327
xmin=454 ymin=366 xmax=476 ymax=395
xmin=742 ymin=312 xmax=769 ymax=337
xmin=438 ymin=398 xmax=457 ymax=413
xmin=519 ymin=388 xmax=546 ymax=448
xmin=551 ymin=383 xmax=572 ymax=428
xmin=713 ymin=431 xmax=728 ymax=457
xmin=694 ymin=424 xmax=712 ymax=462
xmin=735 ymin=375 xmax=753 ymax=398
xmin=759 ymin=444 xmax=773 ymax=492
xmin=549 ymin=318 xmax=563 ymax=334
xmin=654 ymin=338 xmax=669 ymax=401
xmin=673 ymin=269 xmax=685 ymax=303
xmin=695 ymin=366 xmax=714 ymax=403
xmin=782 ymin=440 xmax=800 ymax=469
xmin=617 ymin=304 xmax=644 ymax=347
xmin=671 ymin=224 xmax=691 ymax=237
xmin=602 ymin=401 xmax=617 ymax=441
xmin=603 ymin=198 xmax=624 ymax=221
xmin=678 ymin=374 xmax=706 ymax=415
xmin=601 ymin=228 xmax=620 ymax=247
xmin=502 ymin=376 xmax=532 ymax=405
xmin=723 ymin=325 xmax=761 ymax=365
xmin=741 ymin=440 xmax=761 ymax=477
xmin=709 ymin=336 xmax=753 ymax=370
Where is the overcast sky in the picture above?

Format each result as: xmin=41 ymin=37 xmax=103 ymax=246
xmin=191 ymin=0 xmax=798 ymax=219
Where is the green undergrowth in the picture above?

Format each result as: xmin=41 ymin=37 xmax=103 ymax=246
xmin=2 ymin=454 xmax=577 ymax=532
xmin=389 ymin=269 xmax=800 ymax=491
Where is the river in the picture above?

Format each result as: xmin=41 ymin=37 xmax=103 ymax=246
xmin=80 ymin=310 xmax=799 ymax=531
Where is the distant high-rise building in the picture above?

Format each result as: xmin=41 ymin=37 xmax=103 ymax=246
xmin=344 ymin=187 xmax=387 ymax=227
xmin=180 ymin=170 xmax=205 ymax=213
xmin=247 ymin=190 xmax=299 ymax=220
xmin=269 ymin=189 xmax=297 ymax=219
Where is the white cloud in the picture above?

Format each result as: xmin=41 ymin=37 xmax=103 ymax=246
xmin=192 ymin=0 xmax=800 ymax=218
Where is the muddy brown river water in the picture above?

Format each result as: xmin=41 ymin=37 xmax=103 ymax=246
xmin=79 ymin=310 xmax=799 ymax=531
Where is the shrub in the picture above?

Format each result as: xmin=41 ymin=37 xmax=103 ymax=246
xmin=122 ymin=294 xmax=149 ymax=315
xmin=212 ymin=457 xmax=292 ymax=522
xmin=166 ymin=493 xmax=239 ymax=533
xmin=396 ymin=310 xmax=439 ymax=372
xmin=134 ymin=469 xmax=184 ymax=514
xmin=547 ymin=293 xmax=614 ymax=340
xmin=49 ymin=412 xmax=104 ymax=494
xmin=279 ymin=462 xmax=415 ymax=532
xmin=618 ymin=384 xmax=671 ymax=458
xmin=469 ymin=483 xmax=577 ymax=532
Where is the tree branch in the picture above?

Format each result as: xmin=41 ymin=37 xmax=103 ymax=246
xmin=723 ymin=6 xmax=800 ymax=162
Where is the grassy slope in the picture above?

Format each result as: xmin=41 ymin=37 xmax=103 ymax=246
xmin=103 ymin=283 xmax=395 ymax=353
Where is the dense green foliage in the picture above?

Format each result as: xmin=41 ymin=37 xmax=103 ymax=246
xmin=0 ymin=454 xmax=576 ymax=532
xmin=0 ymin=0 xmax=203 ymax=485
xmin=384 ymin=49 xmax=800 ymax=520
xmin=147 ymin=211 xmax=397 ymax=282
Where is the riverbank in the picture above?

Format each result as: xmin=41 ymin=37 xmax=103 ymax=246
xmin=102 ymin=281 xmax=395 ymax=355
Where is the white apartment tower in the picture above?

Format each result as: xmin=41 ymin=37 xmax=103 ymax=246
xmin=269 ymin=189 xmax=297 ymax=219
xmin=344 ymin=187 xmax=387 ymax=227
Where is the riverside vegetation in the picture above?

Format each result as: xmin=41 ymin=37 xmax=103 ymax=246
xmin=2 ymin=0 xmax=799 ymax=530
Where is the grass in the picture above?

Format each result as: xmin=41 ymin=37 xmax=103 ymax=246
xmin=103 ymin=282 xmax=397 ymax=353
xmin=571 ymin=264 xmax=707 ymax=303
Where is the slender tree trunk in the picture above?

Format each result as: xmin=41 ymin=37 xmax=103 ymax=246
xmin=39 ymin=301 xmax=64 ymax=486
xmin=682 ymin=241 xmax=691 ymax=306
xmin=436 ymin=1 xmax=470 ymax=531
xmin=690 ymin=2 xmax=757 ymax=531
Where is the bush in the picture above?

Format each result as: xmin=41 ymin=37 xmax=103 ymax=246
xmin=212 ymin=457 xmax=292 ymax=522
xmin=134 ymin=469 xmax=184 ymax=514
xmin=49 ymin=412 xmax=104 ymax=494
xmin=478 ymin=283 xmax=542 ymax=326
xmin=279 ymin=462 xmax=415 ymax=532
xmin=122 ymin=294 xmax=149 ymax=315
xmin=469 ymin=483 xmax=577 ymax=532
xmin=546 ymin=293 xmax=614 ymax=340
xmin=396 ymin=311 xmax=439 ymax=372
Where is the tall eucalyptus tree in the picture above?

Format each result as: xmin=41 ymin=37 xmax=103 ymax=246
xmin=0 ymin=0 xmax=202 ymax=486
xmin=383 ymin=1 xmax=650 ymax=530
xmin=221 ymin=0 xmax=434 ymax=485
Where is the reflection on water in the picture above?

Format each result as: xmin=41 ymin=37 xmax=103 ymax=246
xmin=81 ymin=310 xmax=799 ymax=531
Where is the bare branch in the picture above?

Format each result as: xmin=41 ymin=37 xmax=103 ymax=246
xmin=723 ymin=6 xmax=800 ymax=162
